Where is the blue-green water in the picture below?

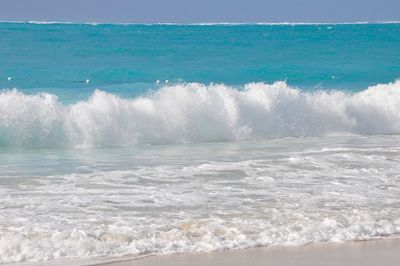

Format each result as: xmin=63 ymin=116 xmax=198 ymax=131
xmin=1 ymin=22 xmax=400 ymax=264
xmin=1 ymin=22 xmax=400 ymax=102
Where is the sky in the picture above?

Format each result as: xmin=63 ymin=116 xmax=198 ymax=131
xmin=0 ymin=0 xmax=399 ymax=23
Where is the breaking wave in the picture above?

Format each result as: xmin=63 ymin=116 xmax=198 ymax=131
xmin=1 ymin=81 xmax=400 ymax=148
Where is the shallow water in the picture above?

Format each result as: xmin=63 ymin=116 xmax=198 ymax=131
xmin=1 ymin=136 xmax=400 ymax=263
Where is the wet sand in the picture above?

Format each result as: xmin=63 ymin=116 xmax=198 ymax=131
xmin=7 ymin=238 xmax=400 ymax=266
xmin=98 ymin=238 xmax=400 ymax=266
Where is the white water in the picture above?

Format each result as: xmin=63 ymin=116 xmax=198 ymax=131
xmin=1 ymin=81 xmax=400 ymax=148
xmin=1 ymin=136 xmax=400 ymax=263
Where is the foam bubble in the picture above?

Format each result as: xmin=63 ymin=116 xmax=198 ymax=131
xmin=1 ymin=81 xmax=400 ymax=148
xmin=1 ymin=135 xmax=400 ymax=263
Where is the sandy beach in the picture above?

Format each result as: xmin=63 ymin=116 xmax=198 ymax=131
xmin=99 ymin=239 xmax=400 ymax=266
xmin=6 ymin=238 xmax=400 ymax=266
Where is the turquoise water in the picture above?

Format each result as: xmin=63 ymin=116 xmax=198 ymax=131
xmin=1 ymin=22 xmax=400 ymax=264
xmin=1 ymin=22 xmax=400 ymax=102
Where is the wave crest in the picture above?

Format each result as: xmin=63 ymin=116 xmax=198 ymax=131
xmin=1 ymin=81 xmax=400 ymax=147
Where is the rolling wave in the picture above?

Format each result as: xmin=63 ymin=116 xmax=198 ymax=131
xmin=1 ymin=81 xmax=400 ymax=148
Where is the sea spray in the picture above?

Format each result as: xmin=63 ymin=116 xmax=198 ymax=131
xmin=1 ymin=81 xmax=400 ymax=148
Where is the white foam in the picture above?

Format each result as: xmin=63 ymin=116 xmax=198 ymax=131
xmin=1 ymin=135 xmax=400 ymax=263
xmin=1 ymin=81 xmax=400 ymax=148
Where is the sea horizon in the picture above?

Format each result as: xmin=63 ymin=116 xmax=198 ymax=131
xmin=1 ymin=20 xmax=400 ymax=25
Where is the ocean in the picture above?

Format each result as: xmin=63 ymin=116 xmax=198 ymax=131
xmin=0 ymin=22 xmax=400 ymax=264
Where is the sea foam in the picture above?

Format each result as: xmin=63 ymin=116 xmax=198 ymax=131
xmin=1 ymin=136 xmax=400 ymax=263
xmin=1 ymin=81 xmax=400 ymax=147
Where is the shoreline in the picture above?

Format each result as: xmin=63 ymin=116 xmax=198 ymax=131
xmin=5 ymin=238 xmax=400 ymax=266
xmin=93 ymin=238 xmax=400 ymax=266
